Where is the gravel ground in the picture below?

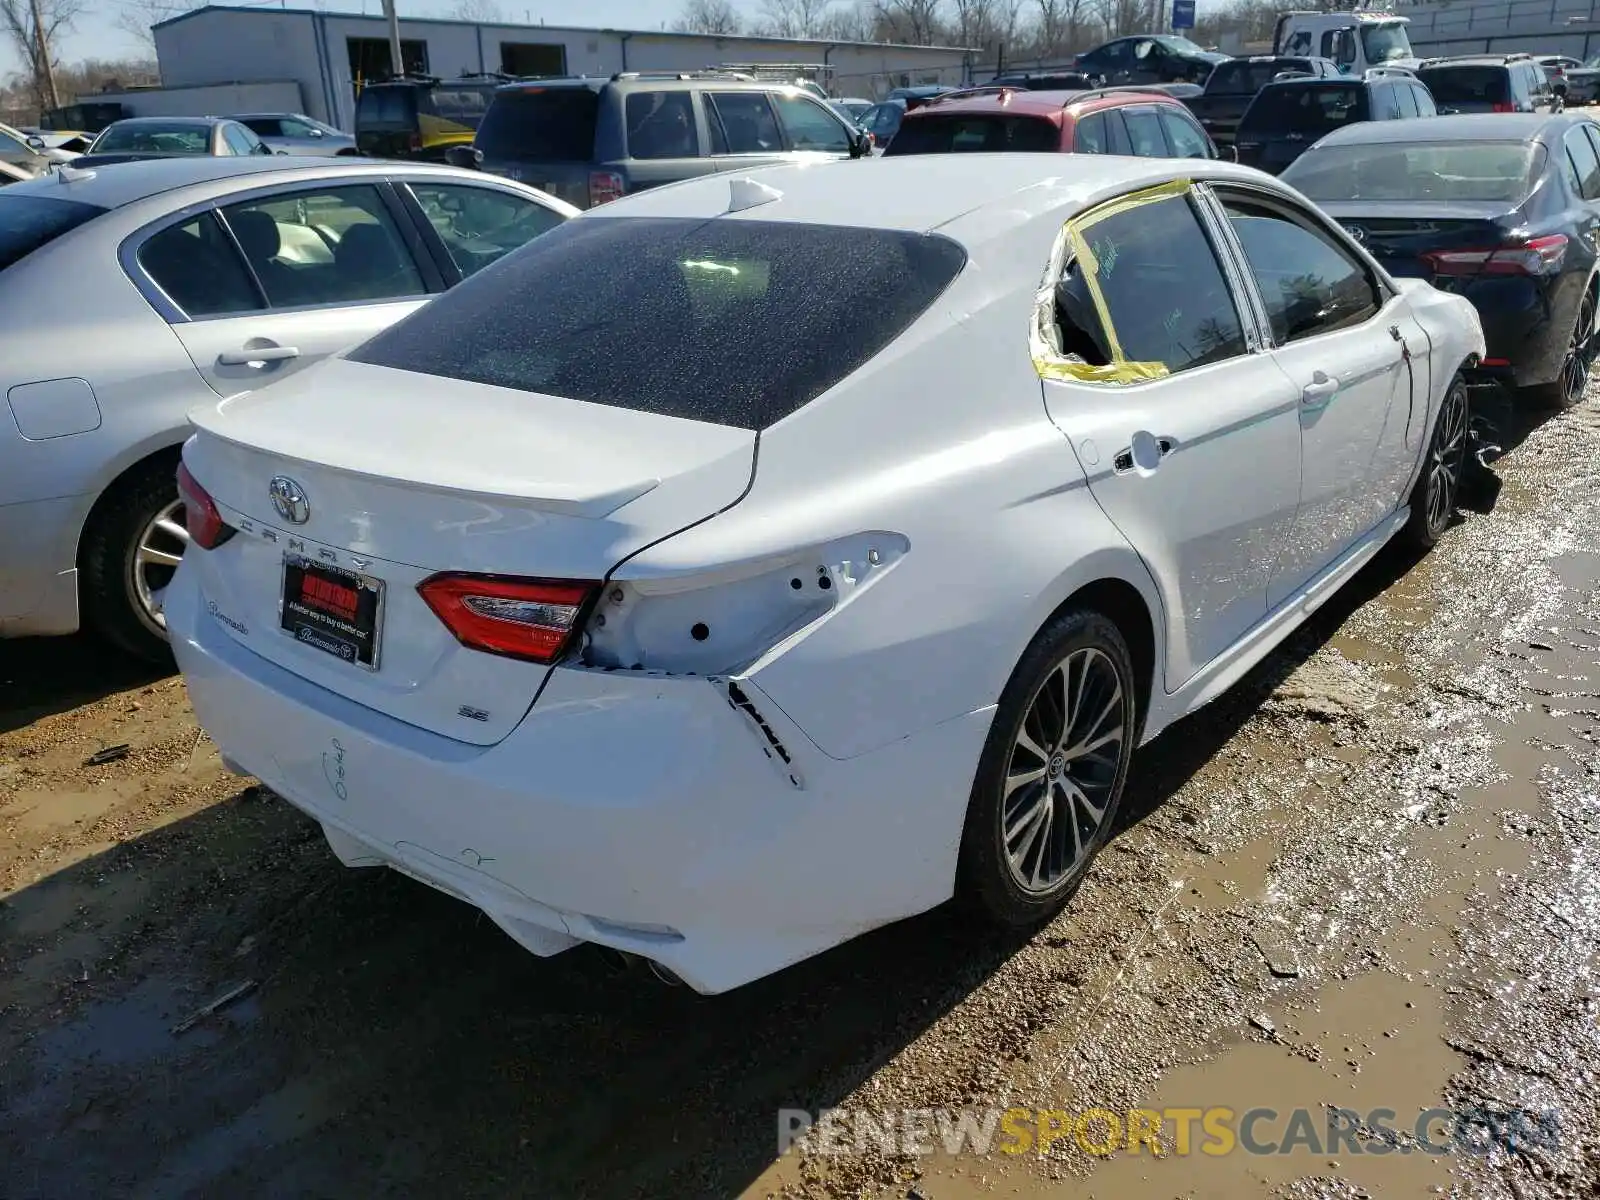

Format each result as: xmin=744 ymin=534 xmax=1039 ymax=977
xmin=1 ymin=384 xmax=1597 ymax=1200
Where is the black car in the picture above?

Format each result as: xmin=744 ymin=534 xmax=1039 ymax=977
xmin=1280 ymin=113 xmax=1600 ymax=408
xmin=1185 ymin=54 xmax=1342 ymax=146
xmin=1234 ymin=70 xmax=1437 ymax=174
xmin=354 ymin=76 xmax=499 ymax=161
xmin=988 ymin=71 xmax=1095 ymax=91
xmin=1417 ymin=55 xmax=1559 ymax=115
xmin=1074 ymin=35 xmax=1230 ymax=87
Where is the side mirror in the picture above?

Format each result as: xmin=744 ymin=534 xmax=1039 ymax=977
xmin=445 ymin=144 xmax=482 ymax=170
xmin=309 ymin=127 xmax=324 ymax=137
xmin=1226 ymin=144 xmax=1239 ymax=163
xmin=25 ymin=134 xmax=45 ymax=151
xmin=850 ymin=128 xmax=873 ymax=158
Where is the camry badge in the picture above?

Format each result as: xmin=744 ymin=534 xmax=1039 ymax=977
xmin=268 ymin=476 xmax=310 ymax=525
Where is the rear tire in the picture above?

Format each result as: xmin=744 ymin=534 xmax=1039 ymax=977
xmin=79 ymin=455 xmax=186 ymax=664
xmin=1532 ymin=286 xmax=1595 ymax=410
xmin=1403 ymin=373 xmax=1469 ymax=551
xmin=957 ymin=608 xmax=1139 ymax=927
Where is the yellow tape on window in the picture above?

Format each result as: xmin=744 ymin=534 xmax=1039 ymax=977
xmin=1029 ymin=179 xmax=1191 ymax=385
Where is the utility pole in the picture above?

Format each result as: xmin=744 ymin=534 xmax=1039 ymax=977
xmin=381 ymin=0 xmax=404 ymax=78
xmin=29 ymin=0 xmax=59 ymax=112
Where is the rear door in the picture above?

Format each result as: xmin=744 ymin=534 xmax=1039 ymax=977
xmin=1211 ymin=186 xmax=1417 ymax=603
xmin=132 ymin=180 xmax=441 ymax=396
xmin=1037 ymin=184 xmax=1302 ymax=689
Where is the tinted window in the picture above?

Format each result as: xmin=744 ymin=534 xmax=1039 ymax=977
xmin=1222 ymin=197 xmax=1379 ymax=343
xmin=220 ymin=185 xmax=424 ymax=307
xmin=886 ymin=113 xmax=1059 ymax=154
xmin=408 ymin=182 xmax=565 ymax=278
xmin=0 ymin=195 xmax=103 ymax=271
xmin=476 ymin=88 xmax=598 ymax=161
xmin=138 ymin=213 xmax=262 ymax=317
xmin=240 ymin=117 xmax=283 ymax=136
xmin=1074 ymin=111 xmax=1111 ymax=154
xmin=1057 ymin=194 xmax=1245 ymax=375
xmin=1417 ymin=66 xmax=1509 ymax=105
xmin=355 ymin=87 xmax=414 ymax=125
xmin=280 ymin=117 xmax=319 ymax=137
xmin=93 ymin=122 xmax=211 ymax=154
xmin=347 ymin=217 xmax=967 ymax=430
xmin=1122 ymin=107 xmax=1167 ymax=156
xmin=1283 ymin=141 xmax=1539 ymax=203
xmin=1566 ymin=126 xmax=1600 ymax=200
xmin=1241 ymin=84 xmax=1366 ymax=134
xmin=707 ymin=92 xmax=782 ymax=154
xmin=1208 ymin=60 xmax=1311 ymax=94
xmin=1158 ymin=107 xmax=1210 ymax=157
xmin=771 ymin=93 xmax=850 ymax=152
xmin=624 ymin=92 xmax=698 ymax=159
xmin=424 ymin=88 xmax=490 ymax=128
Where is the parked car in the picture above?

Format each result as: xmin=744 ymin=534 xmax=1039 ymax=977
xmin=0 ymin=121 xmax=63 ymax=176
xmin=235 ymin=112 xmax=358 ymax=156
xmin=168 ymin=154 xmax=1481 ymax=996
xmin=78 ymin=117 xmax=274 ymax=167
xmin=1184 ymin=54 xmax=1342 ymax=147
xmin=1416 ymin=55 xmax=1559 ymax=114
xmin=858 ymin=98 xmax=908 ymax=148
xmin=1074 ymin=34 xmax=1230 ymax=87
xmin=19 ymin=128 xmax=93 ymax=155
xmin=829 ymin=97 xmax=874 ymax=124
xmin=455 ymin=72 xmax=871 ymax=209
xmin=1563 ymin=53 xmax=1600 ymax=104
xmin=1533 ymin=54 xmax=1581 ymax=102
xmin=1281 ymin=112 xmax=1599 ymax=409
xmin=885 ymin=84 xmax=960 ymax=105
xmin=0 ymin=161 xmax=28 ymax=185
xmin=988 ymin=71 xmax=1095 ymax=91
xmin=0 ymin=157 xmax=575 ymax=658
xmin=885 ymin=86 xmax=1218 ymax=159
xmin=1235 ymin=69 xmax=1436 ymax=174
xmin=353 ymin=76 xmax=498 ymax=161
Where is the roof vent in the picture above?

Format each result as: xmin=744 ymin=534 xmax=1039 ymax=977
xmin=727 ymin=177 xmax=782 ymax=213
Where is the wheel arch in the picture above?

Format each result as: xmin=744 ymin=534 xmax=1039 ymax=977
xmin=74 ymin=436 xmax=186 ymax=567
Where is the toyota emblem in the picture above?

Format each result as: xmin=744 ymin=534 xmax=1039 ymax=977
xmin=268 ymin=475 xmax=310 ymax=525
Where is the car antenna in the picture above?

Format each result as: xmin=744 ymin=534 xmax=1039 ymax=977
xmin=726 ymin=177 xmax=782 ymax=213
xmin=56 ymin=164 xmax=96 ymax=183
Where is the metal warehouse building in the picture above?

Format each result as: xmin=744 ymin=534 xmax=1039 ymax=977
xmin=111 ymin=4 xmax=974 ymax=130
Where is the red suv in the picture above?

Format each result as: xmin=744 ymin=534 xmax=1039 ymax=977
xmin=883 ymin=86 xmax=1220 ymax=158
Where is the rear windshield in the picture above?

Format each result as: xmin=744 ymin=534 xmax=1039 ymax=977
xmin=1417 ymin=66 xmax=1509 ymax=104
xmin=92 ymin=122 xmax=210 ymax=153
xmin=356 ymin=87 xmax=416 ymax=125
xmin=1283 ymin=140 xmax=1540 ymax=203
xmin=886 ymin=114 xmax=1060 ymax=154
xmin=422 ymin=87 xmax=491 ymax=128
xmin=476 ymin=87 xmax=598 ymax=161
xmin=1208 ymin=61 xmax=1311 ymax=94
xmin=1242 ymin=84 xmax=1366 ymax=134
xmin=0 ymin=194 xmax=104 ymax=270
xmin=347 ymin=217 xmax=967 ymax=430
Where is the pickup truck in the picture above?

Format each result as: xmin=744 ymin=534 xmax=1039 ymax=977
xmin=1183 ymin=55 xmax=1342 ymax=146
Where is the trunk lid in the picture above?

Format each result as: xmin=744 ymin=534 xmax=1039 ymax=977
xmin=1318 ymin=200 xmax=1519 ymax=282
xmin=182 ymin=357 xmax=755 ymax=745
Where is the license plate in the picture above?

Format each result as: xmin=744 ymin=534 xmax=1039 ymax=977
xmin=280 ymin=555 xmax=384 ymax=669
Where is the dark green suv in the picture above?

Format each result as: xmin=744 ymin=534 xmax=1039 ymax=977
xmin=454 ymin=71 xmax=873 ymax=209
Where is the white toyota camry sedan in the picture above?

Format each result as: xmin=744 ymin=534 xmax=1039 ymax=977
xmin=168 ymin=155 xmax=1484 ymax=993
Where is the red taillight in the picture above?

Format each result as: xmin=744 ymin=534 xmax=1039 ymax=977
xmin=588 ymin=169 xmax=625 ymax=207
xmin=1480 ymin=357 xmax=1511 ymax=366
xmin=1422 ymin=234 xmax=1568 ymax=278
xmin=408 ymin=131 xmax=422 ymax=152
xmin=418 ymin=574 xmax=597 ymax=663
xmin=1492 ymin=101 xmax=1515 ymax=113
xmin=175 ymin=462 xmax=234 ymax=550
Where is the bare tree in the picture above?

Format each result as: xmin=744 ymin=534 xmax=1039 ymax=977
xmin=820 ymin=0 xmax=876 ymax=40
xmin=449 ymin=0 xmax=504 ymax=20
xmin=0 ymin=0 xmax=84 ymax=110
xmin=111 ymin=0 xmax=188 ymax=54
xmin=949 ymin=0 xmax=994 ymax=48
xmin=875 ymin=0 xmax=945 ymax=44
xmin=677 ymin=0 xmax=743 ymax=34
xmin=756 ymin=0 xmax=838 ymax=38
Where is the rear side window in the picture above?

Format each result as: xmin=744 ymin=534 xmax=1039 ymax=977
xmin=1565 ymin=126 xmax=1600 ymax=200
xmin=1242 ymin=84 xmax=1366 ymax=134
xmin=1418 ymin=67 xmax=1508 ymax=105
xmin=1122 ymin=107 xmax=1167 ymax=156
xmin=1158 ymin=107 xmax=1210 ymax=157
xmin=138 ymin=213 xmax=262 ymax=317
xmin=0 ymin=194 xmax=104 ymax=271
xmin=624 ymin=91 xmax=699 ymax=159
xmin=476 ymin=88 xmax=598 ymax=161
xmin=1222 ymin=196 xmax=1379 ymax=343
xmin=356 ymin=87 xmax=415 ymax=125
xmin=347 ymin=217 xmax=967 ymax=430
xmin=707 ymin=92 xmax=783 ymax=153
xmin=423 ymin=88 xmax=489 ymax=128
xmin=886 ymin=113 xmax=1059 ymax=154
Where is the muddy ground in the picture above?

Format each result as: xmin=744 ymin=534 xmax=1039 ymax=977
xmin=3 ymin=385 xmax=1598 ymax=1200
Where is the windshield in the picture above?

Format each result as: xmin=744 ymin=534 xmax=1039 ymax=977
xmin=1417 ymin=66 xmax=1509 ymax=104
xmin=1242 ymin=84 xmax=1366 ymax=134
xmin=1157 ymin=35 xmax=1208 ymax=55
xmin=0 ymin=194 xmax=105 ymax=270
xmin=92 ymin=122 xmax=210 ymax=154
xmin=1282 ymin=140 xmax=1539 ymax=203
xmin=348 ymin=217 xmax=967 ymax=431
xmin=476 ymin=88 xmax=599 ymax=161
xmin=1361 ymin=22 xmax=1413 ymax=63
xmin=886 ymin=114 xmax=1060 ymax=154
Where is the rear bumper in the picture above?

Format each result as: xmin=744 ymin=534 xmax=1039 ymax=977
xmin=166 ymin=564 xmax=992 ymax=994
xmin=0 ymin=494 xmax=83 ymax=637
xmin=1460 ymin=276 xmax=1569 ymax=390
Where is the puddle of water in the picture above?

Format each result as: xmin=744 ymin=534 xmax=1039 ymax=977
xmin=1184 ymin=834 xmax=1280 ymax=915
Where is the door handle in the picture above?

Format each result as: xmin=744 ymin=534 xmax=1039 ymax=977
xmin=1301 ymin=372 xmax=1340 ymax=405
xmin=1113 ymin=435 xmax=1175 ymax=474
xmin=218 ymin=345 xmax=300 ymax=366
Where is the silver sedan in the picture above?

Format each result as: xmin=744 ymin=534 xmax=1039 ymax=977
xmin=0 ymin=156 xmax=576 ymax=659
xmin=234 ymin=113 xmax=359 ymax=157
